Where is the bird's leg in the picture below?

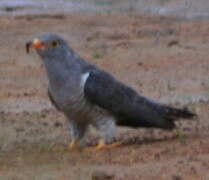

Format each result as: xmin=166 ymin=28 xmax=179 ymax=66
xmin=90 ymin=119 xmax=122 ymax=151
xmin=68 ymin=138 xmax=81 ymax=150
xmin=95 ymin=139 xmax=106 ymax=150
xmin=67 ymin=121 xmax=87 ymax=151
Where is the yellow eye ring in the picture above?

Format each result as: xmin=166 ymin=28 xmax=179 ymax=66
xmin=51 ymin=41 xmax=59 ymax=47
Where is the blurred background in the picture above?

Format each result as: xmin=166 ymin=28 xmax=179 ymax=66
xmin=1 ymin=1 xmax=209 ymax=180
xmin=1 ymin=0 xmax=209 ymax=19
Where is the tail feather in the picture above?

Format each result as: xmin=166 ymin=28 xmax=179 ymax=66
xmin=117 ymin=103 xmax=197 ymax=130
xmin=163 ymin=106 xmax=197 ymax=120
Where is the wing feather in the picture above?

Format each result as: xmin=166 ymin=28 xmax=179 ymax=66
xmin=84 ymin=70 xmax=177 ymax=129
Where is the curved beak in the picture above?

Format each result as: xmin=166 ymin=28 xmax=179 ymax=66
xmin=26 ymin=39 xmax=46 ymax=54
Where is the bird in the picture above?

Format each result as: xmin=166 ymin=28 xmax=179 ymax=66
xmin=26 ymin=33 xmax=196 ymax=150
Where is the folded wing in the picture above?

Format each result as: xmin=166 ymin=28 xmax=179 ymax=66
xmin=84 ymin=70 xmax=196 ymax=130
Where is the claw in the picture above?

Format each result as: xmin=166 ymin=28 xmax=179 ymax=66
xmin=87 ymin=140 xmax=122 ymax=151
xmin=96 ymin=142 xmax=122 ymax=150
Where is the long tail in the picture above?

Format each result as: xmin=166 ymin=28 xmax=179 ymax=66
xmin=158 ymin=105 xmax=197 ymax=129
xmin=117 ymin=99 xmax=197 ymax=130
xmin=163 ymin=106 xmax=196 ymax=120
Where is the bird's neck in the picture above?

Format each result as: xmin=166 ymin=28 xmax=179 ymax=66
xmin=43 ymin=56 xmax=80 ymax=90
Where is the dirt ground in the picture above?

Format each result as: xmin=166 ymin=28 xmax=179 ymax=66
xmin=0 ymin=13 xmax=209 ymax=180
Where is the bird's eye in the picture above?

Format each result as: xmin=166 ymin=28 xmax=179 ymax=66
xmin=51 ymin=41 xmax=59 ymax=47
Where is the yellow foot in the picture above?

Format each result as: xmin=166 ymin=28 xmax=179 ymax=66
xmin=68 ymin=140 xmax=81 ymax=151
xmin=96 ymin=141 xmax=122 ymax=150
xmin=87 ymin=141 xmax=122 ymax=151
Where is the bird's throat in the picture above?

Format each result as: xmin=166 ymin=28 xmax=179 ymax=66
xmin=43 ymin=57 xmax=71 ymax=88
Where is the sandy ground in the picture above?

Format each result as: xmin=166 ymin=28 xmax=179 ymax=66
xmin=0 ymin=13 xmax=209 ymax=179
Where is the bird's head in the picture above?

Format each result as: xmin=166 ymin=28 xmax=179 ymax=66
xmin=26 ymin=34 xmax=70 ymax=59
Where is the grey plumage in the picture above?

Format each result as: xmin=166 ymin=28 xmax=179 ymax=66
xmin=26 ymin=33 xmax=196 ymax=148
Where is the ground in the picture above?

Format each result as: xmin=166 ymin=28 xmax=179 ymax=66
xmin=0 ymin=13 xmax=209 ymax=180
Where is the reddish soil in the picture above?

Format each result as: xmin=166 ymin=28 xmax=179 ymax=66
xmin=0 ymin=13 xmax=209 ymax=180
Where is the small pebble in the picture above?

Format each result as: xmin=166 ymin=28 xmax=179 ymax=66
xmin=172 ymin=174 xmax=182 ymax=180
xmin=92 ymin=170 xmax=114 ymax=180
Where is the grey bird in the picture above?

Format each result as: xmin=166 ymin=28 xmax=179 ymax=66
xmin=26 ymin=34 xmax=196 ymax=150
